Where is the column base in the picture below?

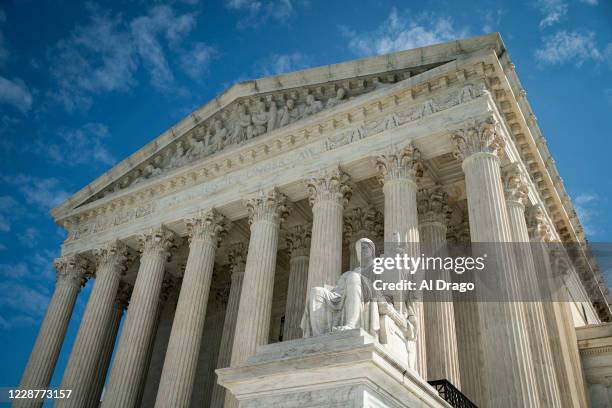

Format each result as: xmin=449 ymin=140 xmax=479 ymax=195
xmin=216 ymin=329 xmax=448 ymax=408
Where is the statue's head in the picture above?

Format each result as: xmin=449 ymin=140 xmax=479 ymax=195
xmin=355 ymin=237 xmax=375 ymax=265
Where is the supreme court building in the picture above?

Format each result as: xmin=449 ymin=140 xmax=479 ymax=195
xmin=15 ymin=34 xmax=612 ymax=407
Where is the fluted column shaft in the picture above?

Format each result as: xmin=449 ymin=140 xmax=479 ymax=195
xmin=85 ymin=284 xmax=130 ymax=408
xmin=16 ymin=256 xmax=88 ymax=408
xmin=210 ymin=243 xmax=246 ymax=407
xmin=155 ymin=211 xmax=228 ymax=408
xmin=528 ymin=206 xmax=588 ymax=408
xmin=453 ymin=117 xmax=539 ymax=407
xmin=503 ymin=167 xmax=562 ymax=408
xmin=376 ymin=145 xmax=425 ymax=377
xmin=102 ymin=227 xmax=175 ymax=408
xmin=57 ymin=242 xmax=130 ymax=408
xmin=418 ymin=187 xmax=461 ymax=387
xmin=305 ymin=167 xmax=351 ymax=292
xmin=225 ymin=189 xmax=287 ymax=407
xmin=283 ymin=225 xmax=311 ymax=340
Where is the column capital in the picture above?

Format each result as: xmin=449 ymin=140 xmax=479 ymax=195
xmin=305 ymin=166 xmax=352 ymax=207
xmin=245 ymin=188 xmax=289 ymax=226
xmin=186 ymin=209 xmax=231 ymax=246
xmin=93 ymin=240 xmax=133 ymax=277
xmin=284 ymin=224 xmax=312 ymax=258
xmin=451 ymin=116 xmax=505 ymax=161
xmin=54 ymin=254 xmax=89 ymax=288
xmin=503 ymin=163 xmax=529 ymax=207
xmin=227 ymin=242 xmax=247 ymax=276
xmin=375 ymin=143 xmax=422 ymax=184
xmin=138 ymin=226 xmax=177 ymax=257
xmin=343 ymin=207 xmax=383 ymax=243
xmin=417 ymin=186 xmax=451 ymax=226
xmin=527 ymin=204 xmax=555 ymax=242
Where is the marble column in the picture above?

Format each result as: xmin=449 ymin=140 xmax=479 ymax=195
xmin=503 ymin=164 xmax=562 ymax=408
xmin=16 ymin=255 xmax=88 ymax=408
xmin=85 ymin=282 xmax=132 ymax=408
xmin=283 ymin=224 xmax=311 ymax=340
xmin=344 ymin=207 xmax=383 ymax=268
xmin=417 ymin=186 xmax=461 ymax=387
xmin=155 ymin=210 xmax=228 ymax=408
xmin=57 ymin=241 xmax=131 ymax=408
xmin=102 ymin=226 xmax=175 ymax=408
xmin=225 ymin=189 xmax=287 ymax=407
xmin=452 ymin=116 xmax=539 ymax=407
xmin=528 ymin=206 xmax=589 ymax=408
xmin=210 ymin=243 xmax=247 ymax=407
xmin=376 ymin=144 xmax=426 ymax=378
xmin=305 ymin=166 xmax=352 ymax=292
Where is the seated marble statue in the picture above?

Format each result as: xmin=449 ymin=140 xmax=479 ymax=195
xmin=301 ymin=238 xmax=380 ymax=337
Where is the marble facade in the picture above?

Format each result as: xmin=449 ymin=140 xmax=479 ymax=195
xmin=15 ymin=34 xmax=612 ymax=408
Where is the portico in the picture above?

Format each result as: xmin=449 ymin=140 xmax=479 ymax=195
xmin=16 ymin=34 xmax=610 ymax=408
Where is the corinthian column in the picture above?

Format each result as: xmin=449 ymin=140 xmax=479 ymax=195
xmin=528 ymin=206 xmax=588 ymax=408
xmin=283 ymin=224 xmax=311 ymax=340
xmin=57 ymin=242 xmax=131 ymax=408
xmin=102 ymin=227 xmax=176 ymax=408
xmin=210 ymin=243 xmax=247 ymax=407
xmin=85 ymin=282 xmax=131 ymax=408
xmin=375 ymin=144 xmax=426 ymax=378
xmin=155 ymin=210 xmax=229 ymax=408
xmin=225 ymin=189 xmax=287 ymax=407
xmin=452 ymin=116 xmax=539 ymax=407
xmin=503 ymin=164 xmax=562 ymax=408
xmin=16 ymin=256 xmax=88 ymax=408
xmin=417 ymin=186 xmax=461 ymax=387
xmin=305 ymin=166 xmax=352 ymax=291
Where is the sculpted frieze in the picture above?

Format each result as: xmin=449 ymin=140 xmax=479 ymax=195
xmin=64 ymin=81 xmax=487 ymax=244
xmin=92 ymin=76 xmax=401 ymax=201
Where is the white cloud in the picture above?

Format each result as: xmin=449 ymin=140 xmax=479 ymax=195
xmin=0 ymin=263 xmax=29 ymax=279
xmin=49 ymin=5 xmax=201 ymax=111
xmin=574 ymin=193 xmax=600 ymax=236
xmin=0 ymin=76 xmax=32 ymax=113
xmin=2 ymin=174 xmax=72 ymax=212
xmin=180 ymin=42 xmax=216 ymax=80
xmin=18 ymin=227 xmax=39 ymax=248
xmin=533 ymin=0 xmax=568 ymax=29
xmin=341 ymin=8 xmax=470 ymax=57
xmin=0 ymin=195 xmax=18 ymax=232
xmin=481 ymin=9 xmax=504 ymax=33
xmin=225 ymin=0 xmax=296 ymax=27
xmin=35 ymin=123 xmax=115 ymax=167
xmin=255 ymin=52 xmax=311 ymax=76
xmin=535 ymin=31 xmax=604 ymax=66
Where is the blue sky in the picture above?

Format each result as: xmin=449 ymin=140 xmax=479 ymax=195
xmin=0 ymin=0 xmax=611 ymax=390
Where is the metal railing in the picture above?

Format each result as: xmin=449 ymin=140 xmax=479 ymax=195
xmin=427 ymin=379 xmax=478 ymax=408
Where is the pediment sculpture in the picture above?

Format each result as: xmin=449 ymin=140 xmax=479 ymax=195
xmin=92 ymin=74 xmax=404 ymax=202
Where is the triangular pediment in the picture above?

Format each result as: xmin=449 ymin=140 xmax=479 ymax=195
xmin=51 ymin=33 xmax=505 ymax=219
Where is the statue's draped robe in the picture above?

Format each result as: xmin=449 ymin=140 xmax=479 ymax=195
xmin=301 ymin=267 xmax=380 ymax=337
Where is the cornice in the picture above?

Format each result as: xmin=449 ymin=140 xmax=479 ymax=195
xmin=51 ymin=34 xmax=503 ymax=220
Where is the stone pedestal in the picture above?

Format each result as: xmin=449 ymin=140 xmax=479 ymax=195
xmin=216 ymin=329 xmax=448 ymax=408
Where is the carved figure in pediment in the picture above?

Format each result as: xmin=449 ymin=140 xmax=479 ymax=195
xmin=168 ymin=141 xmax=188 ymax=169
xmin=326 ymin=87 xmax=346 ymax=108
xmin=303 ymin=94 xmax=323 ymax=116
xmin=267 ymin=101 xmax=278 ymax=132
xmin=205 ymin=119 xmax=228 ymax=153
xmin=187 ymin=134 xmax=206 ymax=160
xmin=278 ymin=98 xmax=300 ymax=127
xmin=251 ymin=100 xmax=268 ymax=137
xmin=229 ymin=103 xmax=254 ymax=144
